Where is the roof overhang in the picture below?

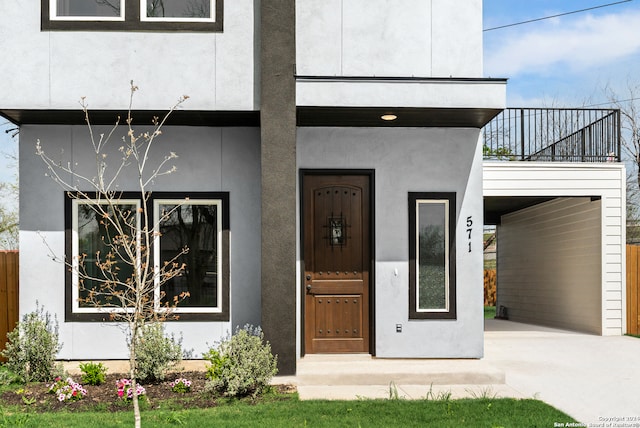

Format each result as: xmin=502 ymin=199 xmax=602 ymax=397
xmin=0 ymin=109 xmax=260 ymax=127
xmin=297 ymin=106 xmax=503 ymax=127
xmin=296 ymin=76 xmax=507 ymax=128
xmin=483 ymin=196 xmax=557 ymax=225
xmin=483 ymin=195 xmax=602 ymax=225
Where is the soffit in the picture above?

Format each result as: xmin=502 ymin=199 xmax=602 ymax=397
xmin=0 ymin=110 xmax=260 ymax=127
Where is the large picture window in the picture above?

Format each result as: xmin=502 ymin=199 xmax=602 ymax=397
xmin=408 ymin=192 xmax=456 ymax=320
xmin=43 ymin=0 xmax=223 ymax=32
xmin=65 ymin=192 xmax=229 ymax=321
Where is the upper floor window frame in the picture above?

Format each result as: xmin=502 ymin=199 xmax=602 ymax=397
xmin=42 ymin=0 xmax=224 ymax=32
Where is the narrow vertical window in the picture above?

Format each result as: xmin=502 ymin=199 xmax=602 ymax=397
xmin=409 ymin=193 xmax=456 ymax=319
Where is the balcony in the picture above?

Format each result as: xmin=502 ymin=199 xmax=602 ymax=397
xmin=483 ymin=108 xmax=621 ymax=162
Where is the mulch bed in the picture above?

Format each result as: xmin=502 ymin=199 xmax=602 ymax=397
xmin=1 ymin=371 xmax=296 ymax=413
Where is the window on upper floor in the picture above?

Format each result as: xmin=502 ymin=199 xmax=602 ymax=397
xmin=65 ymin=191 xmax=230 ymax=322
xmin=43 ymin=0 xmax=223 ymax=32
xmin=408 ymin=192 xmax=457 ymax=320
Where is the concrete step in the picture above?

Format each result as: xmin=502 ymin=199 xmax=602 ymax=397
xmin=296 ymin=354 xmax=505 ymax=386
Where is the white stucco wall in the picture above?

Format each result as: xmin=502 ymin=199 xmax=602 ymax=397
xmin=0 ymin=1 xmax=257 ymax=110
xmin=296 ymin=0 xmax=483 ymax=77
xmin=19 ymin=125 xmax=262 ymax=359
xmin=297 ymin=127 xmax=485 ymax=358
xmin=484 ymin=162 xmax=626 ymax=336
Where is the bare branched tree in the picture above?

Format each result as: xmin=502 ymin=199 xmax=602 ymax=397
xmin=147 ymin=0 xmax=210 ymax=18
xmin=36 ymin=82 xmax=189 ymax=428
xmin=0 ymin=178 xmax=18 ymax=250
xmin=95 ymin=0 xmax=121 ymax=16
xmin=604 ymin=80 xmax=640 ymax=243
xmin=184 ymin=0 xmax=210 ymax=18
xmin=606 ymin=81 xmax=640 ymax=187
xmin=147 ymin=0 xmax=166 ymax=17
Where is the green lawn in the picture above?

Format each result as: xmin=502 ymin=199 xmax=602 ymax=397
xmin=0 ymin=397 xmax=578 ymax=428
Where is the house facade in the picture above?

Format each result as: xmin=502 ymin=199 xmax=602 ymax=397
xmin=4 ymin=0 xmax=508 ymax=375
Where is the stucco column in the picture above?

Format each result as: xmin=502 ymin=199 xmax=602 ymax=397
xmin=260 ymin=0 xmax=297 ymax=375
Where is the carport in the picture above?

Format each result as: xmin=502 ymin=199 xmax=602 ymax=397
xmin=483 ymin=162 xmax=626 ymax=335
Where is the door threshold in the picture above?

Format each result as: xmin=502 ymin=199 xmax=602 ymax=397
xmin=302 ymin=354 xmax=372 ymax=361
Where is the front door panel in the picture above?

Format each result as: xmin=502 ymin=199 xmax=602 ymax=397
xmin=303 ymin=175 xmax=370 ymax=353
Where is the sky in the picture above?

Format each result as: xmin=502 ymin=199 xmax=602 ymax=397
xmin=0 ymin=122 xmax=17 ymax=186
xmin=2 ymin=1 xmax=640 ymax=185
xmin=483 ymin=0 xmax=640 ymax=107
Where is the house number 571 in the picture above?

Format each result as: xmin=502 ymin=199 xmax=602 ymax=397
xmin=466 ymin=216 xmax=473 ymax=253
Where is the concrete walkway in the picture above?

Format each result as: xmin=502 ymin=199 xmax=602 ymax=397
xmin=285 ymin=320 xmax=640 ymax=425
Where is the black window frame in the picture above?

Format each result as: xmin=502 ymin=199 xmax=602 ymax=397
xmin=42 ymin=0 xmax=224 ymax=32
xmin=65 ymin=191 xmax=230 ymax=322
xmin=408 ymin=192 xmax=457 ymax=320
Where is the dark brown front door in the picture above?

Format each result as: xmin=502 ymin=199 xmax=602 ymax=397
xmin=303 ymin=174 xmax=370 ymax=353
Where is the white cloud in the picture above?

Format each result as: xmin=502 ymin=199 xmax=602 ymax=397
xmin=484 ymin=9 xmax=640 ymax=77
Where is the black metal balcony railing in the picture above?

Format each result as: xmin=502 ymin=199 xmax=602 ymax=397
xmin=482 ymin=108 xmax=621 ymax=162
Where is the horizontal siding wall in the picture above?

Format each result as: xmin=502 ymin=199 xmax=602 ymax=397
xmin=484 ymin=162 xmax=626 ymax=335
xmin=497 ymin=198 xmax=602 ymax=334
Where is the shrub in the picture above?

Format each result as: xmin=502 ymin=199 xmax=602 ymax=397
xmin=79 ymin=362 xmax=107 ymax=386
xmin=203 ymin=324 xmax=278 ymax=397
xmin=134 ymin=323 xmax=182 ymax=382
xmin=0 ymin=364 xmax=22 ymax=389
xmin=0 ymin=303 xmax=62 ymax=382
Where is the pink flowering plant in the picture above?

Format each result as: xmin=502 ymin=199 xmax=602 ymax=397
xmin=169 ymin=378 xmax=192 ymax=394
xmin=116 ymin=378 xmax=146 ymax=402
xmin=48 ymin=377 xmax=87 ymax=402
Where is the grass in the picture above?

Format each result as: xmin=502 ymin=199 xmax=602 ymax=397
xmin=484 ymin=305 xmax=496 ymax=319
xmin=0 ymin=397 xmax=578 ymax=428
xmin=483 ymin=258 xmax=496 ymax=270
xmin=0 ymin=361 xmax=578 ymax=427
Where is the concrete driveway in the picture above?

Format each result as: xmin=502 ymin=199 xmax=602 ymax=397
xmin=484 ymin=319 xmax=640 ymax=425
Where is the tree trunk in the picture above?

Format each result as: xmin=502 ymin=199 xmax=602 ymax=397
xmin=130 ymin=323 xmax=141 ymax=428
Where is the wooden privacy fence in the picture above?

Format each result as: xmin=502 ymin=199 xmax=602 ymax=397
xmin=0 ymin=251 xmax=18 ymax=361
xmin=484 ymin=269 xmax=496 ymax=306
xmin=627 ymin=245 xmax=640 ymax=336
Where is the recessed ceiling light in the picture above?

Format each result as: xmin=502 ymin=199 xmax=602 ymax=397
xmin=381 ymin=114 xmax=397 ymax=121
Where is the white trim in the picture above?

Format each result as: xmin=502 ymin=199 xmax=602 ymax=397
xmin=140 ymin=0 xmax=217 ymax=23
xmin=415 ymin=199 xmax=450 ymax=313
xmin=50 ymin=0 xmax=125 ymax=21
xmin=153 ymin=198 xmax=223 ymax=314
